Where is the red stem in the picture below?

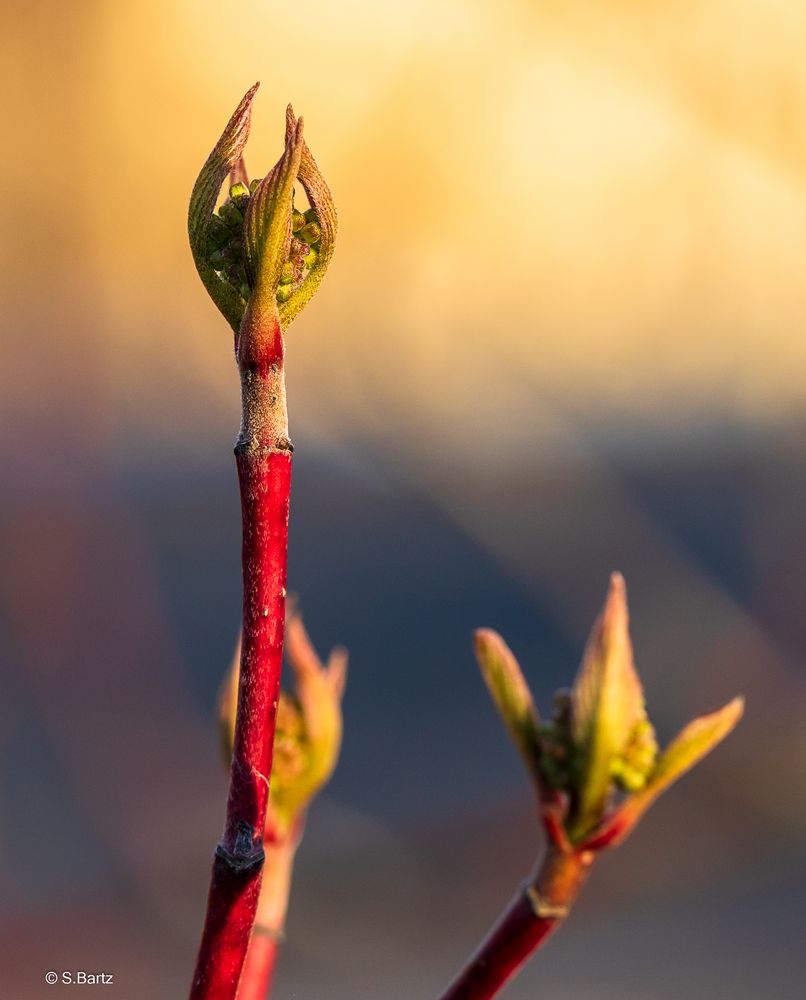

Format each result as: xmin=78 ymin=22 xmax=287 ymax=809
xmin=436 ymin=848 xmax=593 ymax=1000
xmin=190 ymin=299 xmax=292 ymax=999
xmin=238 ymin=936 xmax=279 ymax=1000
xmin=238 ymin=826 xmax=300 ymax=1000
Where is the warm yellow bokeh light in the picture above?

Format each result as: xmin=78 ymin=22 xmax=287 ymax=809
xmin=4 ymin=0 xmax=806 ymax=461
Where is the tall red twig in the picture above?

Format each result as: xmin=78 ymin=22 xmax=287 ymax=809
xmin=190 ymin=298 xmax=292 ymax=998
xmin=187 ymin=85 xmax=336 ymax=998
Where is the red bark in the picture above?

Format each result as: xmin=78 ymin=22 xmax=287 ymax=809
xmin=190 ymin=300 xmax=292 ymax=999
xmin=190 ymin=450 xmax=291 ymax=998
xmin=238 ymin=933 xmax=279 ymax=1000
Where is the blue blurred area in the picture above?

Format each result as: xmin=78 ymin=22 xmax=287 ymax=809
xmin=2 ymin=423 xmax=805 ymax=997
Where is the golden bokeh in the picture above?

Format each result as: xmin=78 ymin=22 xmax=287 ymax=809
xmin=4 ymin=0 xmax=806 ymax=462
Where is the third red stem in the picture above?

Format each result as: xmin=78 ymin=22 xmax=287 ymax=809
xmin=436 ymin=848 xmax=593 ymax=1000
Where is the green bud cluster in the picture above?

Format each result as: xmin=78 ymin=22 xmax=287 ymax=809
xmin=277 ymin=205 xmax=322 ymax=304
xmin=610 ymin=717 xmax=659 ymax=793
xmin=205 ymin=182 xmax=253 ymax=301
xmin=538 ymin=690 xmax=577 ymax=792
xmin=272 ymin=695 xmax=311 ymax=795
xmin=538 ymin=694 xmax=658 ymax=798
xmin=205 ymin=183 xmax=323 ymax=308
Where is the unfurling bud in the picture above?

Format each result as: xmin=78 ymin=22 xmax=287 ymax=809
xmin=297 ymin=221 xmax=321 ymax=245
xmin=228 ymin=181 xmax=250 ymax=209
xmin=188 ymin=85 xmax=337 ymax=335
xmin=474 ymin=573 xmax=743 ymax=852
xmin=218 ymin=199 xmax=244 ymax=230
xmin=219 ymin=607 xmax=347 ymax=838
xmin=206 ymin=215 xmax=231 ymax=252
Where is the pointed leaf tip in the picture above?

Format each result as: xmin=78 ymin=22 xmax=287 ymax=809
xmin=474 ymin=629 xmax=542 ymax=784
xmin=605 ymin=570 xmax=627 ymax=619
xmin=570 ymin=573 xmax=646 ymax=838
xmin=584 ymin=696 xmax=744 ymax=850
xmin=243 ymin=117 xmax=304 ymax=298
xmin=277 ymin=105 xmax=338 ymax=330
xmin=326 ymin=646 xmax=349 ymax=701
xmin=276 ymin=610 xmax=346 ymax=831
xmin=188 ymin=83 xmax=262 ymax=331
xmin=230 ymin=155 xmax=249 ymax=189
xmin=646 ymin=695 xmax=744 ymax=795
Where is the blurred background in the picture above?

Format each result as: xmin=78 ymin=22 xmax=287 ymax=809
xmin=2 ymin=0 xmax=806 ymax=996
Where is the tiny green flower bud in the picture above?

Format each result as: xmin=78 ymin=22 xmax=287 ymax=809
xmin=218 ymin=200 xmax=244 ymax=229
xmin=289 ymin=237 xmax=308 ymax=260
xmin=291 ymin=209 xmax=306 ymax=232
xmin=249 ymin=177 xmax=261 ymax=193
xmin=303 ymin=245 xmax=318 ymax=270
xmin=304 ymin=208 xmax=319 ymax=225
xmin=228 ymin=181 xmax=250 ymax=208
xmin=206 ymin=215 xmax=231 ymax=253
xmin=621 ymin=718 xmax=658 ymax=774
xmin=298 ymin=221 xmax=321 ymax=245
xmin=611 ymin=759 xmax=647 ymax=793
xmin=276 ymin=284 xmax=294 ymax=303
xmin=279 ymin=262 xmax=296 ymax=285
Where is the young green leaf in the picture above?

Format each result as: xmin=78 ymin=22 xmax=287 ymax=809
xmin=584 ymin=696 xmax=744 ymax=849
xmin=474 ymin=629 xmax=542 ymax=785
xmin=569 ymin=573 xmax=646 ymax=839
xmin=629 ymin=695 xmax=744 ymax=818
xmin=277 ymin=104 xmax=339 ymax=330
xmin=188 ymin=83 xmax=259 ymax=332
xmin=243 ymin=118 xmax=304 ymax=306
